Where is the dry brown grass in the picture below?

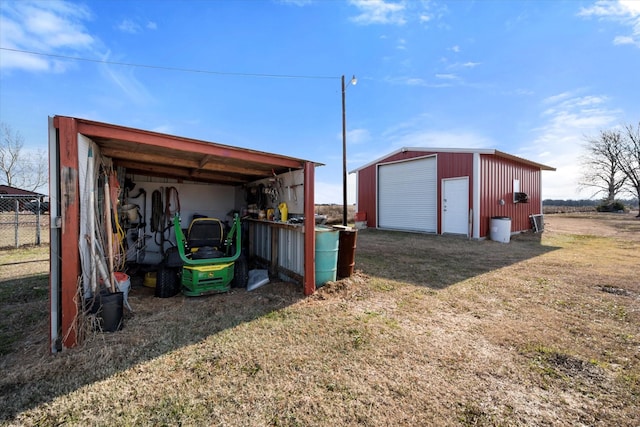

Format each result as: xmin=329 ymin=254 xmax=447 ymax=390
xmin=0 ymin=213 xmax=50 ymax=248
xmin=315 ymin=204 xmax=356 ymax=225
xmin=0 ymin=213 xmax=638 ymax=426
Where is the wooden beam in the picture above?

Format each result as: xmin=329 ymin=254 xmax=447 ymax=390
xmin=74 ymin=118 xmax=305 ymax=169
xmin=100 ymin=146 xmax=270 ymax=176
xmin=54 ymin=116 xmax=81 ymax=349
xmin=198 ymin=154 xmax=213 ymax=169
xmin=303 ymin=161 xmax=315 ymax=296
xmin=114 ymin=160 xmax=247 ymax=184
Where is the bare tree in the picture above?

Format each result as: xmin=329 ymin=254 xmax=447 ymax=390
xmin=0 ymin=122 xmax=48 ymax=192
xmin=618 ymin=122 xmax=640 ymax=216
xmin=579 ymin=129 xmax=627 ymax=204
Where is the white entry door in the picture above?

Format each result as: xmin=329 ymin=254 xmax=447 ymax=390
xmin=442 ymin=177 xmax=469 ymax=235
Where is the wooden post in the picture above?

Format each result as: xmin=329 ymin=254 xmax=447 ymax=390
xmin=55 ymin=117 xmax=81 ymax=349
xmin=303 ymin=161 xmax=315 ymax=295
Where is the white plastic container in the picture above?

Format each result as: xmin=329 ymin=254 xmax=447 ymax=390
xmin=490 ymin=216 xmax=511 ymax=243
xmin=114 ymin=272 xmax=132 ymax=311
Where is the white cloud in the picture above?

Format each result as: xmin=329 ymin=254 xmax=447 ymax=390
xmin=435 ymin=73 xmax=458 ymax=80
xmin=117 ymin=18 xmax=158 ymax=34
xmin=394 ymin=130 xmax=493 ymax=149
xmin=117 ymin=19 xmax=141 ymax=34
xmin=0 ymin=2 xmax=152 ymax=103
xmin=578 ymin=0 xmax=640 ymax=48
xmin=462 ymin=61 xmax=480 ymax=68
xmin=613 ymin=35 xmax=637 ymax=45
xmin=347 ymin=128 xmax=371 ymax=144
xmin=378 ymin=114 xmax=495 ymax=150
xmin=450 ymin=45 xmax=461 ymax=53
xmin=384 ymin=75 xmax=453 ymax=88
xmin=99 ymin=52 xmax=154 ymax=105
xmin=0 ymin=0 xmax=96 ymax=71
xmin=314 ymin=178 xmax=357 ymax=205
xmin=335 ymin=128 xmax=371 ymax=145
xmin=524 ymin=90 xmax=622 ymax=199
xmin=277 ymin=0 xmax=313 ymax=6
xmin=405 ymin=77 xmax=426 ymax=86
xmin=502 ymin=88 xmax=535 ymax=96
xmin=349 ymin=0 xmax=407 ymax=25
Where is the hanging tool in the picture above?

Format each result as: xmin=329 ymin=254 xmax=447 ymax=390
xmin=128 ymin=188 xmax=147 ymax=226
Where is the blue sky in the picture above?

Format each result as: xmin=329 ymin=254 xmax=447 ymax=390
xmin=1 ymin=0 xmax=639 ymax=203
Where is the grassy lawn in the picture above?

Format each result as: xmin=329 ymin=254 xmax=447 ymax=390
xmin=0 ymin=214 xmax=638 ymax=426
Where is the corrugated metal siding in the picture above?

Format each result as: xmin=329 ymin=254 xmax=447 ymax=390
xmin=437 ymin=152 xmax=474 ymax=179
xmin=251 ymin=222 xmax=304 ymax=278
xmin=480 ymin=155 xmax=542 ymax=237
xmin=253 ymin=221 xmax=271 ymax=260
xmin=356 ymin=165 xmax=376 ymax=227
xmin=357 ymin=151 xmax=474 ymax=233
xmin=277 ymin=227 xmax=304 ymax=277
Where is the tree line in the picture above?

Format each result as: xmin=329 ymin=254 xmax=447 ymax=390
xmin=580 ymin=121 xmax=640 ymax=216
xmin=543 ymin=199 xmax=638 ymax=207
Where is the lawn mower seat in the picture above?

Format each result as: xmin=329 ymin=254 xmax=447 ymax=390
xmin=186 ymin=218 xmax=225 ymax=259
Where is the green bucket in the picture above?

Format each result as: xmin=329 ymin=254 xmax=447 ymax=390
xmin=315 ymin=227 xmax=339 ymax=287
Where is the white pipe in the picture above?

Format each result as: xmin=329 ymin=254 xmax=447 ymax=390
xmin=88 ymin=148 xmax=97 ymax=293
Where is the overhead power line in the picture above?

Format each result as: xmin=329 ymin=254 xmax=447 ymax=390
xmin=0 ymin=47 xmax=338 ymax=80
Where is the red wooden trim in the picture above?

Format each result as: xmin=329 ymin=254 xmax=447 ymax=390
xmin=55 ymin=117 xmax=81 ymax=349
xmin=303 ymin=161 xmax=316 ymax=296
xmin=73 ymin=118 xmax=304 ymax=169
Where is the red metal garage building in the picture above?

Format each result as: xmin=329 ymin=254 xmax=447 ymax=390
xmin=351 ymin=147 xmax=555 ymax=238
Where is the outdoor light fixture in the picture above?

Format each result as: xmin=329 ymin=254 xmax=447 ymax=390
xmin=342 ymin=74 xmax=357 ymax=226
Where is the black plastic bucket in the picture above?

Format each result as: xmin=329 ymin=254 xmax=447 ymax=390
xmin=99 ymin=292 xmax=124 ymax=332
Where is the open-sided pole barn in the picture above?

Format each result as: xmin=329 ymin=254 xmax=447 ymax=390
xmin=48 ymin=116 xmax=319 ymax=352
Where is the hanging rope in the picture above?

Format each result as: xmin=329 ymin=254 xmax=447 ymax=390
xmin=151 ymin=189 xmax=163 ymax=232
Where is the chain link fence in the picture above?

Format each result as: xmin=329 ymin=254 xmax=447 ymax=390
xmin=0 ymin=195 xmax=50 ymax=249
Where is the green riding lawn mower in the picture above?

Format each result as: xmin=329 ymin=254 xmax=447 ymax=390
xmin=157 ymin=213 xmax=248 ymax=297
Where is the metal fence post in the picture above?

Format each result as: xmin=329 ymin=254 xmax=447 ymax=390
xmin=36 ymin=200 xmax=41 ymax=245
xmin=14 ymin=201 xmax=19 ymax=249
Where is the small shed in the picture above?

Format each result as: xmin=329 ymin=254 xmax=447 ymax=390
xmin=350 ymin=147 xmax=555 ymax=238
xmin=48 ymin=116 xmax=321 ymax=352
xmin=0 ymin=185 xmax=47 ymax=212
xmin=0 ymin=185 xmax=45 ymax=197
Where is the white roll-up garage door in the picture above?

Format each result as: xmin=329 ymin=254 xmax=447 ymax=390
xmin=378 ymin=156 xmax=437 ymax=232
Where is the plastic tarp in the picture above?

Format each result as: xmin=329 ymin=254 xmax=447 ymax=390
xmin=247 ymin=269 xmax=269 ymax=291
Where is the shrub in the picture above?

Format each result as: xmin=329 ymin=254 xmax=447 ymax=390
xmin=596 ymin=200 xmax=626 ymax=213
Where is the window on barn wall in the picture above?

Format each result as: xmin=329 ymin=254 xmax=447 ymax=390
xmin=513 ymin=178 xmax=529 ymax=203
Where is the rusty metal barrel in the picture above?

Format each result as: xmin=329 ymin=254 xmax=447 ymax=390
xmin=337 ymin=228 xmax=358 ymax=278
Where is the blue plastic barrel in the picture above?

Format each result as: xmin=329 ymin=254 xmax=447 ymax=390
xmin=315 ymin=227 xmax=339 ymax=287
